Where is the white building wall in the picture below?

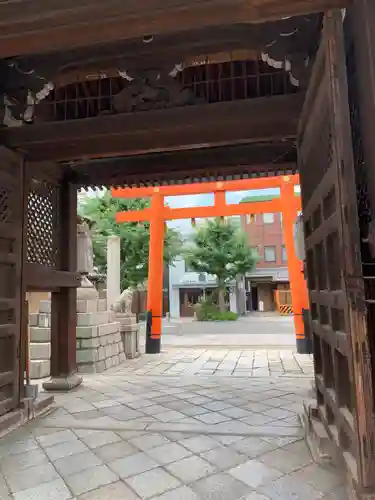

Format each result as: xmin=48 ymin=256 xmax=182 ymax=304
xmin=168 ymin=258 xmax=185 ymax=318
xmin=169 ymin=288 xmax=180 ymax=318
xmin=168 ymin=256 xmax=234 ymax=318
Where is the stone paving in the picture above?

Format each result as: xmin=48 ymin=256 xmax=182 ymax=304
xmin=0 ymin=350 xmax=346 ymax=500
xmin=111 ymin=348 xmax=314 ymax=378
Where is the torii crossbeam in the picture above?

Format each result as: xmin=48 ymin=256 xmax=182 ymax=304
xmin=112 ymin=175 xmax=308 ymax=354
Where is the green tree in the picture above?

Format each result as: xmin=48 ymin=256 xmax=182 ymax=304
xmin=186 ymin=218 xmax=257 ymax=311
xmin=79 ymin=190 xmax=182 ymax=291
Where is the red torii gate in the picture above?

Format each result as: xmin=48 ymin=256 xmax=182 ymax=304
xmin=112 ymin=175 xmax=308 ymax=353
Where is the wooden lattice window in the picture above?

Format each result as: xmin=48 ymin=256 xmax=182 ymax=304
xmin=39 ymin=59 xmax=297 ymax=122
xmin=27 ymin=180 xmax=60 ymax=268
xmin=0 ymin=187 xmax=11 ymax=223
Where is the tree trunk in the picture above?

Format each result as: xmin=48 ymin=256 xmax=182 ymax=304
xmin=218 ymin=288 xmax=226 ymax=312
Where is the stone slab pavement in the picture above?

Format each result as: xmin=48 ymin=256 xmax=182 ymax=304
xmin=112 ymin=348 xmax=314 ymax=378
xmin=0 ymin=350 xmax=346 ymax=500
xmin=141 ymin=315 xmax=298 ymax=348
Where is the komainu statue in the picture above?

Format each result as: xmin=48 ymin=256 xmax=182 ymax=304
xmin=111 ymin=288 xmax=134 ymax=315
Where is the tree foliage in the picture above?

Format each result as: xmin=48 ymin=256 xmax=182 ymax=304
xmin=79 ymin=190 xmax=182 ymax=291
xmin=185 ymin=218 xmax=257 ymax=310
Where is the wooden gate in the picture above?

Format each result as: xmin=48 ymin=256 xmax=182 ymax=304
xmin=299 ymin=9 xmax=375 ymax=492
xmin=0 ymin=147 xmax=24 ymax=417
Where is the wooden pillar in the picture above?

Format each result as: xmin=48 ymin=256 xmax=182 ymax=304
xmin=280 ymin=178 xmax=309 ymax=352
xmin=145 ymin=192 xmax=165 ymax=354
xmin=350 ymin=0 xmax=375 ymax=213
xmin=348 ymin=3 xmax=375 ymax=490
xmin=43 ymin=179 xmax=82 ymax=390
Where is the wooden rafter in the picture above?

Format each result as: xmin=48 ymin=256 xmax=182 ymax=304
xmin=68 ymin=141 xmax=297 ymax=188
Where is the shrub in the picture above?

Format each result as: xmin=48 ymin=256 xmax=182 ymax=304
xmin=195 ymin=298 xmax=237 ymax=321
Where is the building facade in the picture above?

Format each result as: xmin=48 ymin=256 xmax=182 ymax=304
xmin=241 ymin=197 xmax=290 ymax=312
xmin=168 ymin=257 xmax=243 ymax=318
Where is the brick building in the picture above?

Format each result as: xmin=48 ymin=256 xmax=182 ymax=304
xmin=240 ymin=194 xmax=291 ymax=312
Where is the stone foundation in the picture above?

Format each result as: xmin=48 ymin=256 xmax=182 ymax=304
xmin=29 ymin=292 xmax=126 ymax=378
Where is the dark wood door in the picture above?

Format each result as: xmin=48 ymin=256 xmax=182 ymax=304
xmin=0 ymin=147 xmax=24 ymax=417
xmin=298 ymin=9 xmax=375 ymax=491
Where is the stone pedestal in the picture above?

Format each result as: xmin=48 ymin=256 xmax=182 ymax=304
xmin=29 ymin=284 xmax=126 ymax=379
xmin=76 ymin=296 xmax=126 ymax=374
xmin=29 ymin=308 xmax=52 ymax=379
xmin=117 ymin=313 xmax=140 ymax=359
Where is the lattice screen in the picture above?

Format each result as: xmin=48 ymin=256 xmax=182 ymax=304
xmin=0 ymin=188 xmax=11 ymax=223
xmin=27 ymin=180 xmax=60 ymax=268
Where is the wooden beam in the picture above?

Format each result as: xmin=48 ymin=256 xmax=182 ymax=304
xmin=2 ymin=94 xmax=304 ymax=162
xmin=25 ymin=264 xmax=81 ymax=291
xmin=0 ymin=0 xmax=349 ymax=58
xmin=95 ymin=162 xmax=298 ymax=189
xmin=71 ymin=142 xmax=297 ymax=187
xmin=15 ymin=19 xmax=317 ymax=84
xmin=112 ymin=174 xmax=300 ymax=198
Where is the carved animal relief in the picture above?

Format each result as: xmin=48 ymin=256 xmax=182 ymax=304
xmin=114 ymin=68 xmax=199 ymax=113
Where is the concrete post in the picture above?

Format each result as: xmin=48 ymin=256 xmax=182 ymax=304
xmin=107 ymin=236 xmax=121 ymax=309
xmin=236 ymin=277 xmax=246 ymax=315
xmin=229 ymin=287 xmax=238 ymax=314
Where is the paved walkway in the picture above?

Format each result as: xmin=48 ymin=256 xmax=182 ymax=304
xmin=117 ymin=348 xmax=314 ymax=378
xmin=0 ymin=351 xmax=346 ymax=500
xmin=153 ymin=316 xmax=297 ymax=348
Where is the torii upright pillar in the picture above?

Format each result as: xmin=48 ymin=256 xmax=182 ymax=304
xmin=146 ymin=191 xmax=165 ymax=353
xmin=280 ymin=178 xmax=309 ymax=352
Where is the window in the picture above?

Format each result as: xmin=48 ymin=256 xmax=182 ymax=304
xmin=264 ymin=246 xmax=276 ymax=262
xmin=282 ymin=245 xmax=287 ymax=262
xmin=263 ymin=213 xmax=274 ymax=224
xmin=246 ymin=214 xmax=256 ymax=224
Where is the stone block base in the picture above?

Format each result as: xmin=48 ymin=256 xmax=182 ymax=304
xmin=77 ymin=318 xmax=125 ymax=374
xmin=117 ymin=314 xmax=140 ymax=359
xmin=30 ymin=359 xmax=50 ymax=379
xmin=29 ymin=292 xmax=128 ymax=379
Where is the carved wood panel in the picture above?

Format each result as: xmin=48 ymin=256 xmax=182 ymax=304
xmin=37 ymin=60 xmax=296 ymax=122
xmin=0 ymin=147 xmax=24 ymax=417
